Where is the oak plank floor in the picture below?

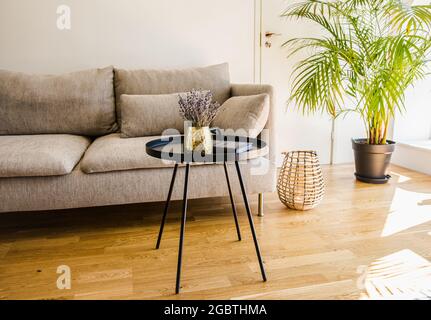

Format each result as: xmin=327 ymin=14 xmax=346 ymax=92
xmin=0 ymin=164 xmax=430 ymax=300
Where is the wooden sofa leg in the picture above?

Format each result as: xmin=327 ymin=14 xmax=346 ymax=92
xmin=258 ymin=193 xmax=264 ymax=217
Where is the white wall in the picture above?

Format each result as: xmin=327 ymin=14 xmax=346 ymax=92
xmin=393 ymin=78 xmax=431 ymax=142
xmin=0 ymin=0 xmax=255 ymax=82
xmin=333 ymin=112 xmax=365 ymax=164
xmin=391 ymin=77 xmax=431 ymax=174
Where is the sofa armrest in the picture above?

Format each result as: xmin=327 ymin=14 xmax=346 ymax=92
xmin=231 ymin=84 xmax=277 ymax=165
xmin=231 ymin=83 xmax=274 ymax=98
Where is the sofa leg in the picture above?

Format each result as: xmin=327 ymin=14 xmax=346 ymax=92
xmin=258 ymin=193 xmax=264 ymax=217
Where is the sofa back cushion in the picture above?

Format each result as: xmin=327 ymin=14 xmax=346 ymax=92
xmin=120 ymin=94 xmax=184 ymax=137
xmin=114 ymin=63 xmax=231 ymax=121
xmin=0 ymin=67 xmax=117 ymax=136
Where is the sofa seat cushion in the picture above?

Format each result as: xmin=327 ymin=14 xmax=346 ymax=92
xmin=0 ymin=134 xmax=91 ymax=178
xmin=81 ymin=134 xmax=178 ymax=174
xmin=81 ymin=133 xmax=269 ymax=174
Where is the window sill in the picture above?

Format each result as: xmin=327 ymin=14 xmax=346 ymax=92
xmin=398 ymin=140 xmax=431 ymax=152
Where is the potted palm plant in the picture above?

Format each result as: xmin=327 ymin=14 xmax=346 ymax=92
xmin=283 ymin=0 xmax=431 ymax=183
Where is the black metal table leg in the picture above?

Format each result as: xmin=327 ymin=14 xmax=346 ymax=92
xmin=176 ymin=163 xmax=190 ymax=294
xmin=224 ymin=162 xmax=241 ymax=241
xmin=156 ymin=163 xmax=179 ymax=249
xmin=234 ymin=161 xmax=267 ymax=282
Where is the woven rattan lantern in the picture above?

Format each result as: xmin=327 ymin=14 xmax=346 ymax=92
xmin=277 ymin=151 xmax=324 ymax=211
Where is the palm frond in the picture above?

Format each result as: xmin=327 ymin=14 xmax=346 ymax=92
xmin=283 ymin=0 xmax=431 ymax=144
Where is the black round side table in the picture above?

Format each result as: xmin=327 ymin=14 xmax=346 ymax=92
xmin=146 ymin=134 xmax=268 ymax=294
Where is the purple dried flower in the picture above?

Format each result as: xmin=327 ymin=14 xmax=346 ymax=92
xmin=178 ymin=89 xmax=221 ymax=127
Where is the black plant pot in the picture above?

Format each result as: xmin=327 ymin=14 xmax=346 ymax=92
xmin=352 ymin=138 xmax=396 ymax=184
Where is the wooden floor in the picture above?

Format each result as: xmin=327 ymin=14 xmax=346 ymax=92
xmin=0 ymin=164 xmax=430 ymax=300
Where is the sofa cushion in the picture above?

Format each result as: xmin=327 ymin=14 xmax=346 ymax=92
xmin=114 ymin=63 xmax=231 ymax=121
xmin=212 ymin=94 xmax=270 ymax=138
xmin=81 ymin=133 xmax=269 ymax=174
xmin=0 ymin=67 xmax=117 ymax=136
xmin=0 ymin=135 xmax=91 ymax=178
xmin=120 ymin=94 xmax=184 ymax=137
xmin=81 ymin=134 xmax=178 ymax=174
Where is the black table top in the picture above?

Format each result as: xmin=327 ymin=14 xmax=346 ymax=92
xmin=145 ymin=134 xmax=267 ymax=164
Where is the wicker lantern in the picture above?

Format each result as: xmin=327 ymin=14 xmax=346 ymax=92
xmin=277 ymin=151 xmax=324 ymax=211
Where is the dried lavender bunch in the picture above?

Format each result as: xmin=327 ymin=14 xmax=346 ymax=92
xmin=178 ymin=89 xmax=221 ymax=127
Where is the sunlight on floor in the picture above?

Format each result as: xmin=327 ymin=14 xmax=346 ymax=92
xmin=361 ymin=249 xmax=431 ymax=300
xmin=381 ymin=188 xmax=431 ymax=237
xmin=391 ymin=171 xmax=412 ymax=183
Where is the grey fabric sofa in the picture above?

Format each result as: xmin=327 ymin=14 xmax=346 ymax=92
xmin=0 ymin=63 xmax=276 ymax=213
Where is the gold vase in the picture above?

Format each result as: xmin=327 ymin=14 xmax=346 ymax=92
xmin=184 ymin=126 xmax=213 ymax=155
